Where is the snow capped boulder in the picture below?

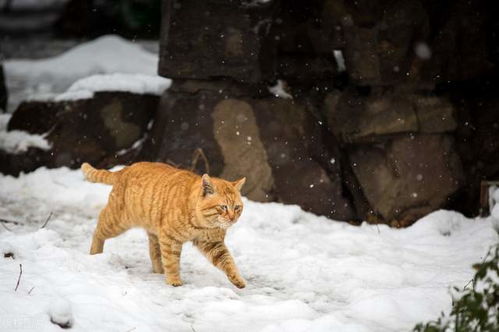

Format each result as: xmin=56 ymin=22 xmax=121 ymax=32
xmin=2 ymin=74 xmax=165 ymax=175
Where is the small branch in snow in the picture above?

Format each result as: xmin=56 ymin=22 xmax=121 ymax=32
xmin=14 ymin=264 xmax=22 ymax=291
xmin=40 ymin=212 xmax=53 ymax=229
xmin=28 ymin=286 xmax=35 ymax=295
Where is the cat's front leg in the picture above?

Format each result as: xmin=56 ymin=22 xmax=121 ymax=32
xmin=158 ymin=233 xmax=183 ymax=286
xmin=194 ymin=240 xmax=246 ymax=288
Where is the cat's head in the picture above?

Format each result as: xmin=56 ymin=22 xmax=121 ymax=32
xmin=196 ymin=174 xmax=246 ymax=229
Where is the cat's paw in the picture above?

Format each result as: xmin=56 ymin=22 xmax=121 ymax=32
xmin=228 ymin=274 xmax=246 ymax=289
xmin=166 ymin=277 xmax=183 ymax=287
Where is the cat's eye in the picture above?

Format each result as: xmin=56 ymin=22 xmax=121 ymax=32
xmin=219 ymin=205 xmax=228 ymax=211
xmin=235 ymin=205 xmax=242 ymax=211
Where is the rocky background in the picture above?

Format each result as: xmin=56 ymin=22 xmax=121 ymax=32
xmin=1 ymin=0 xmax=498 ymax=227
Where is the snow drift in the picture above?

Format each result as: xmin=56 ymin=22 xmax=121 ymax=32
xmin=0 ymin=167 xmax=497 ymax=331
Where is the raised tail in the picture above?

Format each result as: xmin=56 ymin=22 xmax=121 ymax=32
xmin=81 ymin=163 xmax=118 ymax=185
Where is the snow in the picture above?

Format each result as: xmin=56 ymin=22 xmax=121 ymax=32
xmin=4 ymin=35 xmax=169 ymax=111
xmin=268 ymin=80 xmax=293 ymax=99
xmin=51 ymin=73 xmax=171 ymax=102
xmin=0 ymin=167 xmax=497 ymax=332
xmin=333 ymin=50 xmax=346 ymax=72
xmin=48 ymin=297 xmax=73 ymax=329
xmin=414 ymin=42 xmax=432 ymax=60
xmin=0 ymin=114 xmax=51 ymax=154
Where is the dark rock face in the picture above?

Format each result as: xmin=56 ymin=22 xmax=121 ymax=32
xmin=325 ymin=90 xmax=457 ymax=143
xmin=2 ymin=92 xmax=158 ymax=175
xmin=323 ymin=89 xmax=463 ymax=224
xmin=0 ymin=148 xmax=48 ymax=177
xmin=348 ymin=135 xmax=463 ymax=226
xmin=0 ymin=64 xmax=7 ymax=112
xmin=3 ymin=0 xmax=496 ymax=226
xmin=142 ymin=83 xmax=355 ymax=220
xmin=159 ymin=0 xmax=276 ymax=83
xmin=150 ymin=0 xmax=498 ymax=225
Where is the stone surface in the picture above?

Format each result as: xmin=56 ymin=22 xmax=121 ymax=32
xmin=340 ymin=0 xmax=430 ymax=86
xmin=142 ymin=86 xmax=355 ymax=220
xmin=414 ymin=96 xmax=457 ymax=133
xmin=419 ymin=0 xmax=494 ymax=83
xmin=211 ymin=99 xmax=274 ymax=202
xmin=348 ymin=134 xmax=463 ymax=226
xmin=451 ymin=89 xmax=499 ymax=217
xmin=5 ymin=92 xmax=158 ymax=173
xmin=158 ymin=0 xmax=276 ymax=83
xmin=324 ymin=90 xmax=457 ymax=143
xmin=251 ymin=98 xmax=354 ymax=219
xmin=0 ymin=148 xmax=48 ymax=177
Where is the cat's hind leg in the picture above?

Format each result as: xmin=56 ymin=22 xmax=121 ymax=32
xmin=90 ymin=206 xmax=128 ymax=255
xmin=147 ymin=232 xmax=164 ymax=273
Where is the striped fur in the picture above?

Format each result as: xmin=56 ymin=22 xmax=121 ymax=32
xmin=82 ymin=161 xmax=246 ymax=288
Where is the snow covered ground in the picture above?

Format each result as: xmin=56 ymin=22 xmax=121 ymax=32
xmin=0 ymin=167 xmax=497 ymax=332
xmin=0 ymin=114 xmax=51 ymax=154
xmin=3 ymin=35 xmax=166 ymax=112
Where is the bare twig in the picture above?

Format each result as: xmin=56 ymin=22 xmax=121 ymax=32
xmin=40 ymin=212 xmax=53 ymax=229
xmin=0 ymin=218 xmax=21 ymax=225
xmin=28 ymin=287 xmax=35 ymax=295
xmin=190 ymin=148 xmax=210 ymax=174
xmin=14 ymin=264 xmax=22 ymax=291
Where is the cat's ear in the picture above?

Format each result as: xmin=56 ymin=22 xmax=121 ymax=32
xmin=233 ymin=177 xmax=246 ymax=191
xmin=202 ymin=174 xmax=215 ymax=196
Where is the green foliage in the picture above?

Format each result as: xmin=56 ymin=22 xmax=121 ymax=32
xmin=414 ymin=245 xmax=499 ymax=332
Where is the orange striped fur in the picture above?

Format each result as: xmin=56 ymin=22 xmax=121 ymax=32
xmin=81 ymin=162 xmax=246 ymax=288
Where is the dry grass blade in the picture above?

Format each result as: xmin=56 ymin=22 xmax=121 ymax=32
xmin=190 ymin=148 xmax=210 ymax=174
xmin=40 ymin=212 xmax=53 ymax=228
xmin=14 ymin=264 xmax=22 ymax=291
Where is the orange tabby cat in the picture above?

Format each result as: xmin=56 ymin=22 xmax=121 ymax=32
xmin=81 ymin=162 xmax=246 ymax=288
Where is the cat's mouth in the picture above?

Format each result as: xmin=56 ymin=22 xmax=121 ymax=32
xmin=216 ymin=217 xmax=237 ymax=229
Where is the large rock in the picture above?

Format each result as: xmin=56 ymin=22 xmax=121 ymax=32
xmin=348 ymin=134 xmax=464 ymax=226
xmin=324 ymin=90 xmax=457 ymax=143
xmin=339 ymin=0 xmax=430 ymax=87
xmin=451 ymin=91 xmax=499 ymax=216
xmin=419 ymin=0 xmax=494 ymax=83
xmin=143 ymin=82 xmax=355 ymax=220
xmin=158 ymin=0 xmax=276 ymax=83
xmin=5 ymin=91 xmax=158 ymax=173
xmin=331 ymin=0 xmax=495 ymax=87
xmin=0 ymin=148 xmax=48 ymax=177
